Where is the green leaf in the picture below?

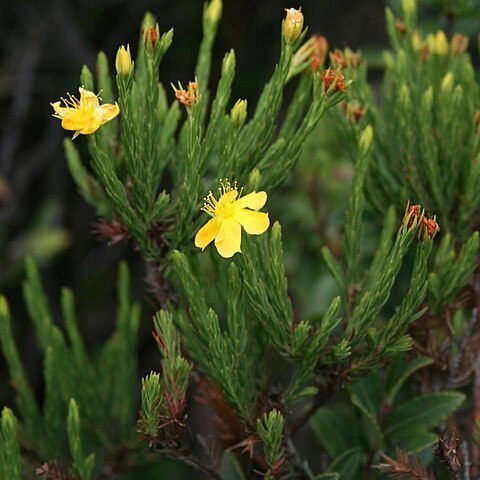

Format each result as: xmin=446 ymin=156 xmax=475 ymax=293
xmin=348 ymin=373 xmax=382 ymax=416
xmin=384 ymin=392 xmax=466 ymax=438
xmin=326 ymin=447 xmax=364 ymax=480
xmin=310 ymin=405 xmax=358 ymax=458
xmin=221 ymin=451 xmax=246 ymax=480
xmin=397 ymin=431 xmax=438 ymax=454
xmin=384 ymin=355 xmax=433 ymax=405
xmin=314 ymin=475 xmax=339 ymax=480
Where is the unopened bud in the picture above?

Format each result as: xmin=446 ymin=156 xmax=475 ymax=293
xmin=401 ymin=0 xmax=416 ymax=16
xmin=434 ymin=31 xmax=449 ymax=56
xmin=411 ymin=30 xmax=422 ymax=54
xmin=115 ymin=45 xmax=132 ymax=76
xmin=451 ymin=33 xmax=469 ymax=56
xmin=284 ymin=8 xmax=304 ymax=45
xmin=206 ymin=0 xmax=222 ymax=25
xmin=248 ymin=168 xmax=261 ymax=191
xmin=144 ymin=24 xmax=160 ymax=57
xmin=359 ymin=125 xmax=373 ymax=155
xmin=440 ymin=72 xmax=454 ymax=94
xmin=230 ymin=99 xmax=247 ymax=128
xmin=222 ymin=49 xmax=235 ymax=76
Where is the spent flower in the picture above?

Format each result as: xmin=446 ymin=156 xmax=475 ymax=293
xmin=144 ymin=24 xmax=160 ymax=56
xmin=195 ymin=180 xmax=270 ymax=258
xmin=51 ymin=87 xmax=119 ymax=139
xmin=321 ymin=68 xmax=346 ymax=93
xmin=173 ymin=81 xmax=198 ymax=108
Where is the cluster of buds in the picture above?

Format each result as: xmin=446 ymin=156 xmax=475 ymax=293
xmin=403 ymin=201 xmax=440 ymax=240
xmin=172 ymin=81 xmax=198 ymax=108
xmin=321 ymin=68 xmax=346 ymax=93
xmin=329 ymin=48 xmax=362 ymax=69
xmin=283 ymin=7 xmax=304 ymax=45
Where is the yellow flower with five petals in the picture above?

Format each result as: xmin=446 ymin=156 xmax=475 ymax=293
xmin=195 ymin=180 xmax=270 ymax=258
xmin=51 ymin=87 xmax=120 ymax=139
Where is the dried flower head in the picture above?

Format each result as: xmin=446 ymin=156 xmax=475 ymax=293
xmin=330 ymin=49 xmax=347 ymax=69
xmin=310 ymin=35 xmax=329 ymax=71
xmin=395 ymin=20 xmax=407 ymax=36
xmin=143 ymin=24 xmax=160 ymax=55
xmin=321 ymin=68 xmax=346 ymax=93
xmin=195 ymin=179 xmax=270 ymax=258
xmin=451 ymin=33 xmax=469 ymax=56
xmin=402 ymin=201 xmax=440 ymax=240
xmin=340 ymin=101 xmax=366 ymax=124
xmin=173 ymin=81 xmax=198 ymax=108
xmin=51 ymin=87 xmax=119 ymax=139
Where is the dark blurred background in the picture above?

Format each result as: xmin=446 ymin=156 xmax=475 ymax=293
xmin=0 ymin=0 xmax=479 ymax=439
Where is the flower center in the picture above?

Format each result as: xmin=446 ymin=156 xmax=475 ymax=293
xmin=202 ymin=179 xmax=241 ymax=218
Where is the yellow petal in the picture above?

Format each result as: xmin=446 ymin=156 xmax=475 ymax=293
xmin=79 ymin=87 xmax=99 ymax=109
xmin=97 ymin=102 xmax=120 ymax=124
xmin=235 ymin=210 xmax=269 ymax=235
xmin=60 ymin=110 xmax=89 ymax=131
xmin=235 ymin=191 xmax=267 ymax=211
xmin=79 ymin=115 xmax=103 ymax=135
xmin=51 ymin=101 xmax=67 ymax=117
xmin=214 ymin=217 xmax=242 ymax=258
xmin=195 ymin=217 xmax=222 ymax=250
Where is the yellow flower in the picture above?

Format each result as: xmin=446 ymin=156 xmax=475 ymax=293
xmin=195 ymin=180 xmax=270 ymax=258
xmin=51 ymin=87 xmax=120 ymax=139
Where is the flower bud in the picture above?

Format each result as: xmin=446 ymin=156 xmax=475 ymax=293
xmin=359 ymin=125 xmax=373 ymax=155
xmin=230 ymin=99 xmax=247 ymax=128
xmin=206 ymin=0 xmax=222 ymax=25
xmin=434 ymin=31 xmax=449 ymax=57
xmin=440 ymin=72 xmax=454 ymax=94
xmin=411 ymin=30 xmax=422 ymax=54
xmin=283 ymin=8 xmax=303 ymax=45
xmin=115 ymin=45 xmax=132 ymax=76
xmin=222 ymin=50 xmax=235 ymax=77
xmin=401 ymin=0 xmax=416 ymax=16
